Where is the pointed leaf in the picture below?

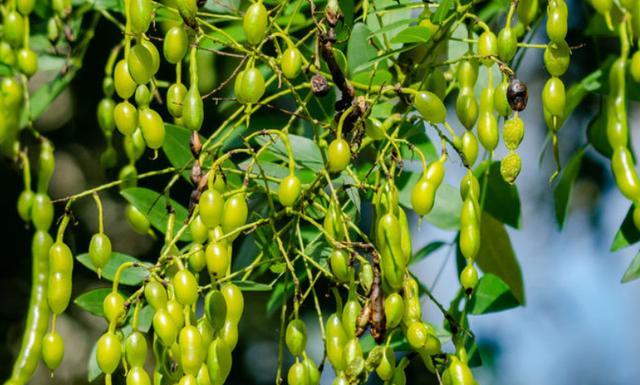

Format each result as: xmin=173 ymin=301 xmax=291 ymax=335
xmin=391 ymin=26 xmax=431 ymax=44
xmin=76 ymin=252 xmax=149 ymax=286
xmin=121 ymin=187 xmax=192 ymax=241
xmin=474 ymin=161 xmax=521 ymax=228
xmin=622 ymin=250 xmax=640 ymax=283
xmin=469 ymin=273 xmax=520 ymax=314
xmin=475 ymin=213 xmax=525 ymax=304
xmin=611 ymin=205 xmax=639 ymax=251
xmin=553 ymin=147 xmax=585 ymax=228
xmin=74 ymin=288 xmax=112 ymax=317
xmin=348 ymin=23 xmax=377 ymax=73
xmin=410 ymin=241 xmax=447 ymax=265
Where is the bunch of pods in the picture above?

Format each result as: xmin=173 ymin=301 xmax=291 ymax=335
xmin=5 ymin=1 xmax=639 ymax=385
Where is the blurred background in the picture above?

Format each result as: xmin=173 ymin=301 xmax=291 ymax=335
xmin=1 ymin=0 xmax=640 ymax=385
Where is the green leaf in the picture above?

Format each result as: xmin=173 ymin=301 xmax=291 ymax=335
xmin=87 ymin=340 xmax=100 ymax=382
xmin=352 ymin=70 xmax=393 ymax=86
xmin=348 ymin=23 xmax=377 ymax=74
xmin=474 ymin=161 xmax=521 ymax=228
xmin=391 ymin=26 xmax=431 ymax=44
xmin=410 ymin=241 xmax=447 ymax=265
xmin=369 ymin=19 xmax=414 ymax=38
xmin=0 ymin=62 xmax=12 ymax=76
xmin=424 ymin=183 xmax=462 ymax=230
xmin=621 ymin=250 xmax=640 ymax=283
xmin=255 ymin=134 xmax=323 ymax=172
xmin=21 ymin=69 xmax=74 ymax=127
xmin=611 ymin=205 xmax=639 ymax=251
xmin=121 ymin=187 xmax=192 ymax=241
xmin=469 ymin=274 xmax=520 ymax=314
xmin=267 ymin=274 xmax=306 ymax=316
xmin=553 ymin=147 xmax=585 ymax=228
xmin=230 ymin=280 xmax=272 ymax=291
xmin=587 ymin=106 xmax=611 ymax=158
xmin=136 ymin=305 xmax=155 ymax=333
xmin=74 ymin=288 xmax=112 ymax=317
xmin=162 ymin=123 xmax=197 ymax=181
xmin=432 ymin=0 xmax=454 ymax=24
xmin=475 ymin=213 xmax=525 ymax=304
xmin=332 ymin=47 xmax=349 ymax=76
xmin=399 ymin=123 xmax=438 ymax=164
xmin=76 ymin=252 xmax=149 ymax=286
xmin=360 ymin=332 xmax=410 ymax=354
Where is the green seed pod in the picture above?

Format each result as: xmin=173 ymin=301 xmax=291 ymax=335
xmin=285 ymin=319 xmax=307 ymax=356
xmin=114 ymin=60 xmax=137 ymax=99
xmin=124 ymin=129 xmax=146 ymax=162
xmin=206 ymin=338 xmax=232 ymax=385
xmin=241 ymin=67 xmax=266 ymax=104
xmin=128 ymin=44 xmax=154 ymax=85
xmin=17 ymin=190 xmax=34 ymax=222
xmin=42 ymin=331 xmax=64 ymax=371
xmin=31 ymin=193 xmax=54 ymax=231
xmin=144 ymin=280 xmax=167 ymax=309
xmin=278 ymin=175 xmax=301 ymax=207
xmin=493 ymin=80 xmax=511 ymax=117
xmin=411 ymin=176 xmax=436 ymax=217
xmin=96 ymin=332 xmax=122 ymax=374
xmin=89 ymin=233 xmax=112 ymax=271
xmin=544 ymin=40 xmax=571 ymax=77
xmin=461 ymin=130 xmax=478 ymax=166
xmin=477 ymin=30 xmax=497 ymax=67
xmin=114 ymin=101 xmax=138 ymax=136
xmin=500 ymin=152 xmax=522 ymax=184
xmin=205 ymin=241 xmax=230 ymax=277
xmin=503 ymin=116 xmax=525 ymax=150
xmin=180 ymin=325 xmax=205 ymax=376
xmin=125 ymin=204 xmax=151 ymax=234
xmin=456 ymin=93 xmax=479 ymax=130
xmin=384 ymin=293 xmax=404 ymax=329
xmin=182 ymin=84 xmax=204 ymax=131
xmin=281 ymin=47 xmax=303 ymax=79
xmin=139 ymin=108 xmax=165 ymax=149
xmin=37 ymin=140 xmax=55 ymax=193
xmin=103 ymin=291 xmax=125 ymax=324
xmin=477 ymin=112 xmax=499 ymax=152
xmin=173 ymin=269 xmax=199 ymax=306
xmin=3 ymin=11 xmax=25 ymax=47
xmin=125 ymin=331 xmax=148 ymax=367
xmin=200 ymin=189 xmax=225 ymax=228
xmin=164 ymin=26 xmax=189 ymax=65
xmin=153 ymin=307 xmax=178 ymax=346
xmin=134 ymin=84 xmax=152 ymax=108
xmin=376 ymin=346 xmax=396 ymax=381
xmin=414 ymin=91 xmax=446 ymax=124
xmin=460 ymin=264 xmax=478 ymax=292
xmin=129 ymin=0 xmax=153 ymax=34
xmin=497 ymin=27 xmax=517 ymax=62
xmin=221 ymin=283 xmax=244 ymax=324
xmin=329 ymin=249 xmax=349 ymax=283
xmin=243 ymin=2 xmax=269 ymax=45
xmin=303 ymin=356 xmax=320 ymax=385
xmin=97 ymin=98 xmax=116 ymax=133
xmin=177 ymin=0 xmax=197 ymax=27
xmin=204 ymin=289 xmax=227 ymax=331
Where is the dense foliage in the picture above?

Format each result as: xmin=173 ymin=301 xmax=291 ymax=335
xmin=2 ymin=0 xmax=640 ymax=385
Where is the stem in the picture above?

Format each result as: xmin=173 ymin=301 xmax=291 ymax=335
xmin=93 ymin=193 xmax=104 ymax=234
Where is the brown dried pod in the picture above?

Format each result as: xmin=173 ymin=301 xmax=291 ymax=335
xmin=190 ymin=131 xmax=202 ymax=158
xmin=507 ymin=77 xmax=528 ymax=111
xmin=190 ymin=160 xmax=202 ymax=185
xmin=311 ymin=74 xmax=330 ymax=96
